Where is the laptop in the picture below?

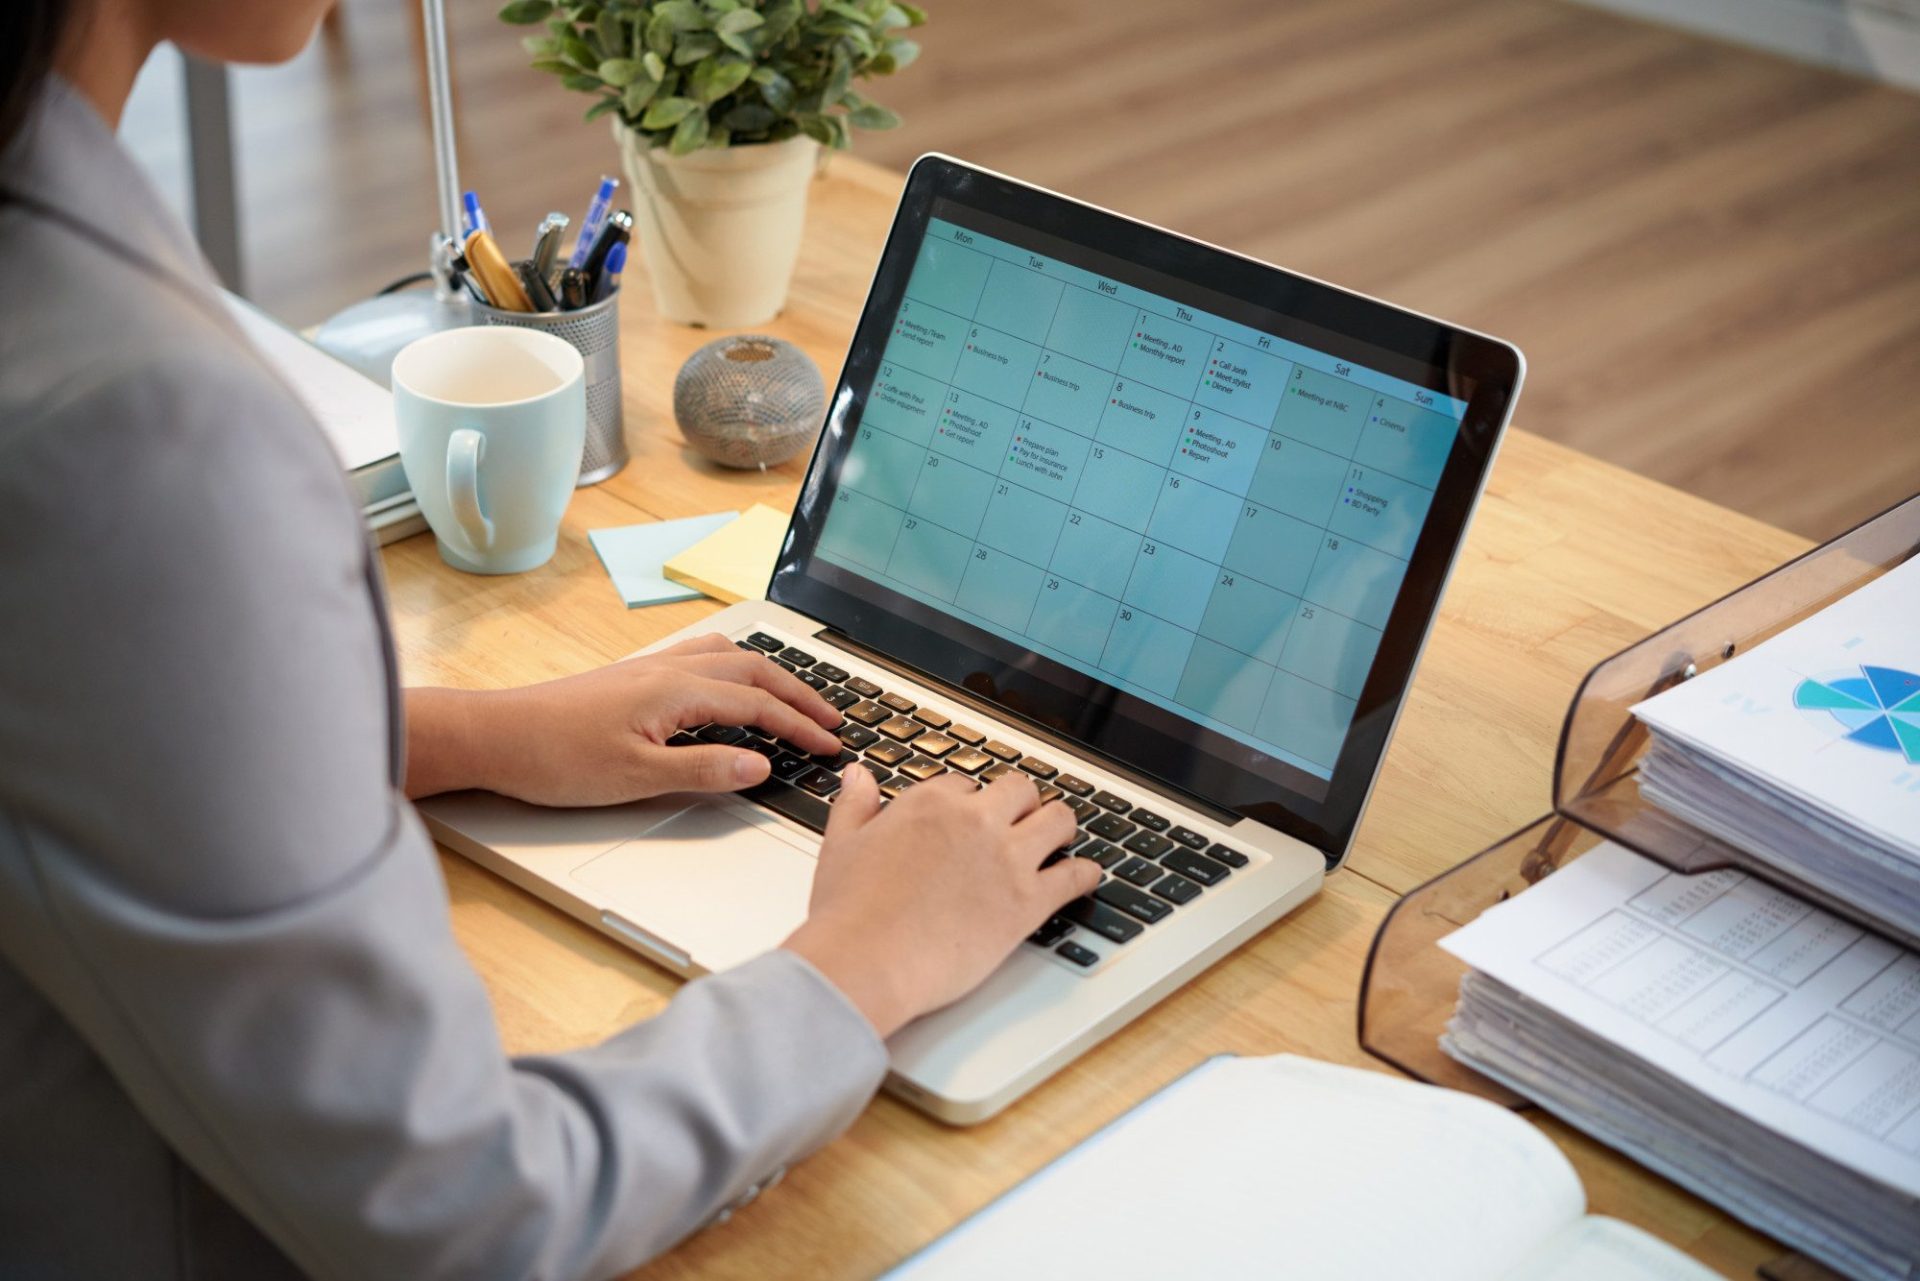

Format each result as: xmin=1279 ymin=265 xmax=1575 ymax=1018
xmin=420 ymin=155 xmax=1524 ymax=1125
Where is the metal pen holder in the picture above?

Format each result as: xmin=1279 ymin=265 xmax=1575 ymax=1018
xmin=474 ymin=292 xmax=628 ymax=485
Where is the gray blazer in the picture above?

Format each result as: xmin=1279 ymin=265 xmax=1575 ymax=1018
xmin=0 ymin=81 xmax=886 ymax=1281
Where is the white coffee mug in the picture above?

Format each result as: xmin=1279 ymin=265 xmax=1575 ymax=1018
xmin=392 ymin=327 xmax=586 ymax=575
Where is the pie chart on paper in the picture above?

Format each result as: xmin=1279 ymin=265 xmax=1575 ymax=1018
xmin=1793 ymin=665 xmax=1920 ymax=764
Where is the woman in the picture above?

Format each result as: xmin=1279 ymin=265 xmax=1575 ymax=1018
xmin=0 ymin=2 xmax=1097 ymax=1277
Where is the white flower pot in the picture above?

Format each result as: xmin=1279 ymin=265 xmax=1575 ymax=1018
xmin=613 ymin=123 xmax=818 ymax=329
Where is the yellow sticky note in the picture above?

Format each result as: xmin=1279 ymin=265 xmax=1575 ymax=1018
xmin=662 ymin=503 xmax=790 ymax=604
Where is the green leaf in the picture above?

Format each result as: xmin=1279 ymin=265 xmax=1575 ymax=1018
xmin=796 ymin=113 xmax=834 ymax=146
xmin=690 ymin=57 xmax=753 ymax=104
xmin=670 ymin=109 xmax=711 ymax=155
xmin=821 ymin=1 xmax=869 ymax=20
xmin=714 ymin=8 xmax=764 ymax=35
xmin=895 ymin=2 xmax=928 ymax=23
xmin=847 ymin=100 xmax=899 ymax=129
xmin=750 ymin=66 xmax=796 ymax=111
xmin=672 ymin=33 xmax=721 ymax=64
xmin=880 ymin=4 xmax=913 ymax=29
xmin=706 ymin=124 xmax=732 ymax=149
xmin=881 ymin=37 xmax=919 ymax=70
xmin=597 ymin=57 xmax=642 ymax=87
xmin=644 ymin=11 xmax=675 ymax=56
xmin=561 ymin=36 xmax=597 ymax=68
xmin=640 ymin=94 xmax=699 ymax=128
xmin=584 ymin=96 xmax=621 ymax=122
xmin=498 ymin=0 xmax=554 ymax=24
xmin=655 ymin=0 xmax=707 ymax=31
xmin=722 ymin=102 xmax=777 ymax=132
xmin=529 ymin=58 xmax=574 ymax=76
xmin=595 ymin=8 xmax=627 ymax=56
xmin=521 ymin=34 xmax=561 ymax=56
xmin=561 ymin=71 xmax=602 ymax=92
xmin=642 ymin=50 xmax=667 ymax=82
xmin=759 ymin=1 xmax=802 ymax=43
xmin=622 ymin=77 xmax=660 ymax=114
xmin=824 ymin=48 xmax=852 ymax=105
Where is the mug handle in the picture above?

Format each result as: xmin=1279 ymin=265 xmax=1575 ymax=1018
xmin=445 ymin=427 xmax=495 ymax=557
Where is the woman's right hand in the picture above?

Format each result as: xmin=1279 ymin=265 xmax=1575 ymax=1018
xmin=783 ymin=769 xmax=1097 ymax=1039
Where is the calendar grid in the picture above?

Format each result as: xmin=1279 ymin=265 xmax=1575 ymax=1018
xmin=817 ymin=218 xmax=1465 ymax=775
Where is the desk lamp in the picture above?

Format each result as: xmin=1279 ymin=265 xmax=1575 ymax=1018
xmin=312 ymin=0 xmax=472 ymax=384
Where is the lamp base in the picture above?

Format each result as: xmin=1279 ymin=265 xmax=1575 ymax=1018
xmin=313 ymin=291 xmax=473 ymax=387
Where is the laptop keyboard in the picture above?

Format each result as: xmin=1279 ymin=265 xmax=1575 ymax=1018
xmin=672 ymin=628 xmax=1251 ymax=974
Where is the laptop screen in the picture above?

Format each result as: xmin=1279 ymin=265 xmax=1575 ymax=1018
xmin=773 ymin=159 xmax=1518 ymax=860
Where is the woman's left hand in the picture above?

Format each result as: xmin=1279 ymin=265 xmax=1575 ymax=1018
xmin=404 ymin=634 xmax=845 ymax=805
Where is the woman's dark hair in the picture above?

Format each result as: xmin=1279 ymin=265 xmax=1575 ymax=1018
xmin=1 ymin=0 xmax=76 ymax=155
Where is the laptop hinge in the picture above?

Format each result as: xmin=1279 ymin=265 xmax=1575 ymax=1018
xmin=813 ymin=626 xmax=1240 ymax=826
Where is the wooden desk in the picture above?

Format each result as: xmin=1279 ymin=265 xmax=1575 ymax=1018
xmin=382 ymin=156 xmax=1810 ymax=1279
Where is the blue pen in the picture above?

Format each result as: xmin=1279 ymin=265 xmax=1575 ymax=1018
xmin=568 ymin=174 xmax=619 ymax=269
xmin=591 ymin=241 xmax=627 ymax=304
xmin=461 ymin=190 xmax=490 ymax=237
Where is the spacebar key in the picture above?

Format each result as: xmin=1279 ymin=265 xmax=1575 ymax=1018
xmin=1060 ymin=896 xmax=1143 ymax=945
xmin=740 ymin=780 xmax=832 ymax=834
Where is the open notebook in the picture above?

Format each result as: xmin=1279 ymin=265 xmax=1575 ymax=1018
xmin=886 ymin=1055 xmax=1720 ymax=1281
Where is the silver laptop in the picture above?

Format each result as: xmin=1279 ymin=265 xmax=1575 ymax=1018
xmin=421 ymin=155 xmax=1524 ymax=1125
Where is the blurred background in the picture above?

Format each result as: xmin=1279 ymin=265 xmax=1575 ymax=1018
xmin=119 ymin=0 xmax=1920 ymax=541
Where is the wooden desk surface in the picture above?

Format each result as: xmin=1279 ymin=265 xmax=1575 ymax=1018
xmin=382 ymin=156 xmax=1811 ymax=1279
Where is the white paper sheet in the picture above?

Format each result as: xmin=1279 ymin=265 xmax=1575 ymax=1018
xmin=220 ymin=292 xmax=398 ymax=474
xmin=1630 ymin=557 xmax=1920 ymax=859
xmin=1442 ymin=842 xmax=1920 ymax=1198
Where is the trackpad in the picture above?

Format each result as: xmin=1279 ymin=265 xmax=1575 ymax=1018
xmin=570 ymin=800 xmax=816 ymax=974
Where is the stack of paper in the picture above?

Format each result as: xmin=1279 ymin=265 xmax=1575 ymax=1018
xmin=1442 ymin=842 xmax=1920 ymax=1280
xmin=1630 ymin=557 xmax=1920 ymax=943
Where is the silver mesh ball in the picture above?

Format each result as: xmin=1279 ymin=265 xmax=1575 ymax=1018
xmin=673 ymin=334 xmax=825 ymax=470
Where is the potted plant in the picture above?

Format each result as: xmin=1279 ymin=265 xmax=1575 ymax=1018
xmin=502 ymin=0 xmax=927 ymax=328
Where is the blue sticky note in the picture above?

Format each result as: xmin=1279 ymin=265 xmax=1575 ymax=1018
xmin=589 ymin=512 xmax=739 ymax=608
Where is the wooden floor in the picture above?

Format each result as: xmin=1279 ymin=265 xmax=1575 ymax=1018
xmin=120 ymin=0 xmax=1920 ymax=540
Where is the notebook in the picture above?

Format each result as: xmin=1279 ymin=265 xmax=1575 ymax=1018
xmin=886 ymin=1055 xmax=1721 ymax=1280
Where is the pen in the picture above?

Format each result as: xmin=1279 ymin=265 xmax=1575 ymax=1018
xmin=580 ymin=209 xmax=632 ymax=301
xmin=465 ymin=229 xmax=533 ymax=312
xmin=558 ymin=266 xmax=588 ymax=310
xmin=517 ymin=258 xmax=560 ymax=312
xmin=589 ymin=241 xmax=626 ymax=304
xmin=531 ymin=211 xmax=568 ymax=284
xmin=461 ymin=190 xmax=490 ymax=238
xmin=567 ymin=174 xmax=619 ymax=270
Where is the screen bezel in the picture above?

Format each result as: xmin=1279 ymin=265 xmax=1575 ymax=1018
xmin=770 ymin=155 xmax=1521 ymax=864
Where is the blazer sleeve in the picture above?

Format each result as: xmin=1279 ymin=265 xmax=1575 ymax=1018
xmin=0 ymin=343 xmax=889 ymax=1281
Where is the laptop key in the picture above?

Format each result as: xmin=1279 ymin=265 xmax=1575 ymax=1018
xmin=812 ymin=662 xmax=850 ymax=684
xmin=850 ymin=760 xmax=891 ymax=786
xmin=1017 ymin=757 xmax=1058 ymax=780
xmin=1152 ymin=874 xmax=1202 ymax=905
xmin=980 ymin=762 xmax=1016 ymax=783
xmin=910 ymin=707 xmax=950 ymax=730
xmin=945 ymin=747 xmax=993 ymax=774
xmin=1035 ymin=782 xmax=1063 ymax=804
xmin=820 ymin=687 xmax=859 ymax=711
xmin=735 ymin=640 xmax=759 ymax=653
xmin=947 ymin=724 xmax=985 ymax=746
xmin=1123 ymin=831 xmax=1173 ymax=860
xmin=1168 ymin=826 xmax=1209 ymax=851
xmin=844 ymin=700 xmax=891 ymax=726
xmin=914 ymin=732 xmax=958 ymax=758
xmin=1077 ymin=840 xmax=1125 ymax=868
xmin=982 ymin=740 xmax=1021 ymax=762
xmin=798 ymin=767 xmax=842 ymax=797
xmin=668 ymin=730 xmax=700 ymax=747
xmin=1162 ymin=849 xmax=1230 ymax=885
xmin=1054 ymin=773 xmax=1095 ymax=797
xmin=879 ymin=777 xmax=916 ymax=800
xmin=878 ymin=692 xmax=915 ymax=714
xmin=1061 ymin=896 xmax=1143 ymax=944
xmin=795 ymin=670 xmax=831 ymax=691
xmin=1086 ymin=813 xmax=1136 ymax=843
xmin=1131 ymin=809 xmax=1169 ymax=833
xmin=877 ymin=715 xmax=924 ymax=741
xmin=746 ymin=632 xmax=784 ymax=652
xmin=769 ymin=753 xmax=813 ymax=782
xmin=1065 ymin=796 xmax=1099 ymax=823
xmin=1206 ymin=842 xmax=1249 ymax=868
xmin=1115 ymin=856 xmax=1163 ymax=887
xmin=696 ymin=724 xmax=749 ymax=745
xmin=1091 ymin=790 xmax=1132 ymax=814
xmin=743 ymin=739 xmax=781 ymax=760
xmin=865 ymin=740 xmax=912 ymax=767
xmin=1096 ymin=880 xmax=1172 ymax=924
xmin=897 ymin=756 xmax=946 ymax=782
xmin=1028 ymin=915 xmax=1075 ymax=948
xmin=843 ymin=676 xmax=883 ymax=699
xmin=837 ymin=724 xmax=879 ymax=749
xmin=1055 ymin=940 xmax=1099 ymax=968
xmin=773 ymin=659 xmax=797 ymax=673
xmin=741 ymin=779 xmax=831 ymax=834
xmin=777 ymin=647 xmax=816 ymax=668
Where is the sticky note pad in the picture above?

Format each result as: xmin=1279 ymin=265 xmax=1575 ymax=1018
xmin=662 ymin=503 xmax=790 ymax=604
xmin=589 ymin=511 xmax=739 ymax=608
